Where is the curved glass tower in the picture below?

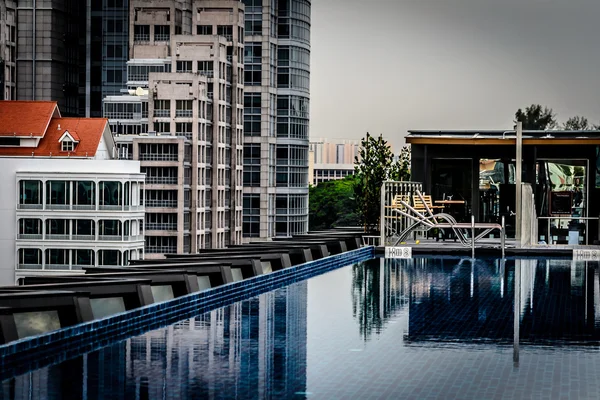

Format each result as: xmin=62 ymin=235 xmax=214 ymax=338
xmin=243 ymin=0 xmax=310 ymax=239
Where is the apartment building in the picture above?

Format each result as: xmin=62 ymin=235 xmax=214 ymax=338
xmin=0 ymin=101 xmax=145 ymax=285
xmin=0 ymin=0 xmax=16 ymax=100
xmin=242 ymin=0 xmax=311 ymax=239
xmin=308 ymin=139 xmax=359 ymax=185
xmin=104 ymin=0 xmax=244 ymax=255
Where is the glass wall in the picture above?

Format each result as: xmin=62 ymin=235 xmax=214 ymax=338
xmin=19 ymin=180 xmax=42 ymax=208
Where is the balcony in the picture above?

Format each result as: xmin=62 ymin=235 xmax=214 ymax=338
xmin=145 ymin=246 xmax=177 ymax=254
xmin=154 ymin=34 xmax=170 ymax=42
xmin=176 ymin=110 xmax=193 ymax=118
xmin=145 ymin=223 xmax=177 ymax=231
xmin=146 ymin=177 xmax=178 ymax=185
xmin=145 ymin=200 xmax=178 ymax=208
xmin=46 ymin=204 xmax=71 ymax=210
xmin=134 ymin=34 xmax=150 ymax=43
xmin=199 ymin=70 xmax=214 ymax=78
xmin=179 ymin=132 xmax=193 ymax=141
xmin=72 ymin=205 xmax=95 ymax=211
xmin=154 ymin=110 xmax=170 ymax=118
xmin=98 ymin=235 xmax=123 ymax=241
xmin=17 ymin=234 xmax=43 ymax=240
xmin=17 ymin=204 xmax=42 ymax=210
xmin=98 ymin=205 xmax=123 ymax=211
xmin=45 ymin=234 xmax=70 ymax=241
xmin=45 ymin=264 xmax=70 ymax=270
xmin=17 ymin=264 xmax=42 ymax=270
xmin=139 ymin=154 xmax=178 ymax=161
xmin=72 ymin=235 xmax=95 ymax=241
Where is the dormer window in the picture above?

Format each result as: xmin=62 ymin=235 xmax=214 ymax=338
xmin=62 ymin=140 xmax=74 ymax=152
xmin=58 ymin=130 xmax=79 ymax=152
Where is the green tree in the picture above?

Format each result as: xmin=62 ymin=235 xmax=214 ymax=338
xmin=308 ymin=175 xmax=360 ymax=230
xmin=562 ymin=115 xmax=590 ymax=130
xmin=389 ymin=145 xmax=411 ymax=181
xmin=353 ymin=133 xmax=394 ymax=233
xmin=515 ymin=104 xmax=558 ymax=130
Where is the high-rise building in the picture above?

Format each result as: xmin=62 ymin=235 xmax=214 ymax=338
xmin=89 ymin=0 xmax=130 ymax=116
xmin=104 ymin=0 xmax=244 ymax=255
xmin=0 ymin=0 xmax=16 ymax=101
xmin=15 ymin=0 xmax=86 ymax=116
xmin=242 ymin=0 xmax=311 ymax=239
xmin=4 ymin=0 xmax=128 ymax=117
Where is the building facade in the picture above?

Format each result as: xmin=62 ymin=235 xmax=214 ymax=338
xmin=15 ymin=0 xmax=86 ymax=116
xmin=0 ymin=101 xmax=145 ymax=285
xmin=242 ymin=0 xmax=311 ymax=239
xmin=308 ymin=139 xmax=358 ymax=185
xmin=104 ymin=0 xmax=244 ymax=255
xmin=0 ymin=0 xmax=16 ymax=101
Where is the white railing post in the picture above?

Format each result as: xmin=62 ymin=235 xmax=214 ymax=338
xmin=471 ymin=215 xmax=475 ymax=258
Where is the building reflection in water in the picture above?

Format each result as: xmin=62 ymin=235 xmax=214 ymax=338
xmin=351 ymin=258 xmax=410 ymax=340
xmin=403 ymin=257 xmax=600 ymax=344
xmin=349 ymin=257 xmax=600 ymax=345
xmin=0 ymin=281 xmax=307 ymax=400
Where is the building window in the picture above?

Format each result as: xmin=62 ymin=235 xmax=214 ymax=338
xmin=197 ymin=61 xmax=214 ymax=77
xmin=244 ymin=43 xmax=262 ymax=64
xmin=244 ymin=65 xmax=261 ymax=86
xmin=197 ymin=25 xmax=213 ymax=35
xmin=99 ymin=181 xmax=122 ymax=207
xmin=217 ymin=25 xmax=233 ymax=41
xmin=243 ymin=194 xmax=260 ymax=237
xmin=61 ymin=140 xmax=75 ymax=152
xmin=46 ymin=181 xmax=70 ymax=207
xmin=133 ymin=25 xmax=150 ymax=42
xmin=176 ymin=100 xmax=193 ymax=117
xmin=98 ymin=250 xmax=121 ymax=266
xmin=18 ymin=249 xmax=42 ymax=268
xmin=245 ymin=15 xmax=262 ymax=36
xmin=154 ymin=25 xmax=170 ymax=42
xmin=176 ymin=61 xmax=193 ymax=73
xmin=154 ymin=99 xmax=170 ymax=117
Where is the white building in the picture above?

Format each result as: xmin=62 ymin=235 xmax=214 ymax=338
xmin=0 ymin=101 xmax=145 ymax=285
xmin=308 ymin=139 xmax=359 ymax=185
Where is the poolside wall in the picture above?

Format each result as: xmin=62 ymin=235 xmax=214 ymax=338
xmin=0 ymin=246 xmax=374 ymax=379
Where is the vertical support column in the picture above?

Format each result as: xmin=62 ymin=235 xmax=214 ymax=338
xmin=471 ymin=157 xmax=480 ymax=222
xmin=95 ymin=180 xmax=100 ymax=211
xmin=514 ymin=259 xmax=521 ymax=367
xmin=515 ymin=122 xmax=523 ymax=243
xmin=380 ymin=181 xmax=386 ymax=246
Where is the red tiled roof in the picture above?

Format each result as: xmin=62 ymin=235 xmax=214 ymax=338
xmin=0 ymin=117 xmax=109 ymax=157
xmin=0 ymin=101 xmax=59 ymax=137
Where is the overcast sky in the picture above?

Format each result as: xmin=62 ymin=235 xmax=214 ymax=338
xmin=310 ymin=0 xmax=600 ymax=151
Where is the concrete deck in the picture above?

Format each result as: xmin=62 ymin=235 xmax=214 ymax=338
xmin=376 ymin=238 xmax=600 ymax=257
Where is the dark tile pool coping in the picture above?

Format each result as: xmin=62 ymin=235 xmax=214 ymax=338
xmin=0 ymin=246 xmax=374 ymax=380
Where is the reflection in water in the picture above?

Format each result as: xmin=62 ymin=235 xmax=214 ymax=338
xmin=349 ymin=257 xmax=600 ymax=344
xmin=0 ymin=282 xmax=307 ymax=400
xmin=351 ymin=259 xmax=409 ymax=340
xmin=404 ymin=257 xmax=600 ymax=344
xmin=3 ymin=257 xmax=600 ymax=399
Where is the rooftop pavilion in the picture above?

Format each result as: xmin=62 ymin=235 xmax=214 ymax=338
xmin=405 ymin=128 xmax=600 ymax=246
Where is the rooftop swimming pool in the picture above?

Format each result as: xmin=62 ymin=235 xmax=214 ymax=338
xmin=2 ymin=255 xmax=600 ymax=399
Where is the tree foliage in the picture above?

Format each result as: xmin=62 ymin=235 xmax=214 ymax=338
xmin=514 ymin=104 xmax=558 ymax=130
xmin=389 ymin=145 xmax=411 ymax=181
xmin=562 ymin=115 xmax=590 ymax=130
xmin=308 ymin=175 xmax=360 ymax=230
xmin=353 ymin=133 xmax=394 ymax=233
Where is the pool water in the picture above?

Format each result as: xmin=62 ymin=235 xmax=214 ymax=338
xmin=2 ymin=257 xmax=600 ymax=399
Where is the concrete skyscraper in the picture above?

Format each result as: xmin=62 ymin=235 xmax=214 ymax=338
xmin=242 ymin=0 xmax=310 ymax=239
